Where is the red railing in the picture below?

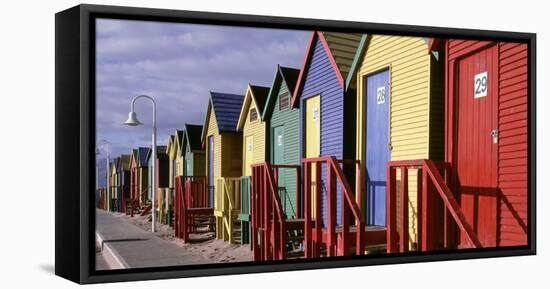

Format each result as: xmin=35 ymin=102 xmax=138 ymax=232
xmin=251 ymin=163 xmax=300 ymax=261
xmin=302 ymin=156 xmax=364 ymax=257
xmin=174 ymin=176 xmax=213 ymax=243
xmin=386 ymin=159 xmax=482 ymax=253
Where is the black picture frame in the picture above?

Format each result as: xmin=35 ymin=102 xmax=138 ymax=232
xmin=55 ymin=4 xmax=536 ymax=284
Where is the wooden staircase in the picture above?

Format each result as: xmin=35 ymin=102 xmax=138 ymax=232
xmin=251 ymin=163 xmax=307 ymax=261
xmin=213 ymin=177 xmax=241 ymax=243
xmin=386 ymin=159 xmax=482 ymax=252
xmin=174 ymin=176 xmax=214 ymax=242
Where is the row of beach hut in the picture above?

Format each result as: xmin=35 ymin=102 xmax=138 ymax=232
xmin=98 ymin=31 xmax=529 ymax=261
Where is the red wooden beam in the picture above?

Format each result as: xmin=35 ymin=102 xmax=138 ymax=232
xmin=304 ymin=162 xmax=312 ymax=258
xmin=314 ymin=162 xmax=322 ymax=257
xmin=296 ymin=167 xmax=301 ymax=219
xmin=423 ymin=160 xmax=482 ymax=248
xmin=399 ymin=167 xmax=409 ymax=252
xmin=386 ymin=166 xmax=397 ymax=253
xmin=416 ymin=169 xmax=423 ymax=250
xmin=421 ymin=165 xmax=429 ymax=251
xmin=327 ymin=167 xmax=336 ymax=257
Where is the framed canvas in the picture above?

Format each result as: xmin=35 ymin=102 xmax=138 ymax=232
xmin=55 ymin=4 xmax=536 ymax=284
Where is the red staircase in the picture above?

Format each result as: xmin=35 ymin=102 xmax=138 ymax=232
xmin=302 ymin=157 xmax=386 ymax=258
xmin=174 ymin=176 xmax=214 ymax=242
xmin=386 ymin=159 xmax=482 ymax=253
xmin=251 ymin=163 xmax=301 ymax=261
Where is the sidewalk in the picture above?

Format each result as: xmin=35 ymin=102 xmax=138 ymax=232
xmin=96 ymin=209 xmax=208 ymax=269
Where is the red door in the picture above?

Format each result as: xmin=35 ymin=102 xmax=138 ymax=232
xmin=455 ymin=45 xmax=499 ymax=248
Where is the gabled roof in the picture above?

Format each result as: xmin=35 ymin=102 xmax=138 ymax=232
xmin=146 ymin=145 xmax=168 ymax=162
xmin=119 ymin=154 xmax=131 ymax=171
xmin=262 ymin=65 xmax=300 ymax=119
xmin=137 ymin=147 xmax=149 ymax=167
xmin=130 ymin=149 xmax=139 ymax=167
xmin=166 ymin=134 xmax=175 ymax=154
xmin=291 ymin=31 xmax=363 ymax=107
xmin=237 ymin=84 xmax=270 ymax=129
xmin=201 ymin=91 xmax=245 ymax=142
xmin=184 ymin=123 xmax=204 ymax=152
xmin=175 ymin=130 xmax=184 ymax=155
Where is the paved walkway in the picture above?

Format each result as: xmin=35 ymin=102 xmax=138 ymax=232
xmin=96 ymin=209 xmax=207 ymax=269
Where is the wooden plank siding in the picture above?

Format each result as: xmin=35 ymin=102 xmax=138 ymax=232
xmin=355 ymin=35 xmax=444 ymax=247
xmin=296 ymin=32 xmax=361 ymax=225
xmin=445 ymin=40 xmax=528 ymax=247
xmin=206 ymin=108 xmax=222 ymax=183
xmin=238 ymin=85 xmax=269 ymax=176
xmin=498 ymin=42 xmax=528 ymax=246
xmin=268 ymin=78 xmax=300 ymax=217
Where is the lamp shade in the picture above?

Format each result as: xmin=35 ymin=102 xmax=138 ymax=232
xmin=123 ymin=111 xmax=143 ymax=126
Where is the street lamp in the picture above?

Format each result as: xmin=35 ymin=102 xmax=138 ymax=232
xmin=123 ymin=95 xmax=157 ymax=232
xmin=97 ymin=139 xmax=111 ymax=211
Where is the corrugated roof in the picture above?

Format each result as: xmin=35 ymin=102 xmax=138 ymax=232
xmin=184 ymin=123 xmax=204 ymax=151
xmin=291 ymin=31 xmax=362 ymax=107
xmin=210 ymin=91 xmax=245 ymax=132
xmin=262 ymin=65 xmax=300 ymax=119
xmin=322 ymin=32 xmax=363 ymax=81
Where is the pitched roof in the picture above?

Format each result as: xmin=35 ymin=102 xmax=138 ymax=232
xmin=137 ymin=147 xmax=149 ymax=167
xmin=184 ymin=123 xmax=204 ymax=151
xmin=291 ymin=31 xmax=362 ymax=107
xmin=175 ymin=130 xmax=184 ymax=154
xmin=249 ymin=85 xmax=270 ymax=114
xmin=146 ymin=145 xmax=168 ymax=161
xmin=237 ymin=84 xmax=270 ymax=129
xmin=322 ymin=32 xmax=363 ymax=81
xmin=130 ymin=149 xmax=139 ymax=166
xmin=344 ymin=34 xmax=369 ymax=91
xmin=201 ymin=91 xmax=245 ymax=141
xmin=119 ymin=154 xmax=131 ymax=170
xmin=262 ymin=65 xmax=300 ymax=119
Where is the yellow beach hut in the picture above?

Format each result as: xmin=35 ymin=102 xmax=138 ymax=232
xmin=202 ymin=91 xmax=245 ymax=243
xmin=348 ymin=35 xmax=444 ymax=251
xmin=109 ymin=159 xmax=117 ymax=212
xmin=236 ymin=84 xmax=270 ymax=244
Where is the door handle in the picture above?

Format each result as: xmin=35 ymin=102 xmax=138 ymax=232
xmin=491 ymin=128 xmax=499 ymax=144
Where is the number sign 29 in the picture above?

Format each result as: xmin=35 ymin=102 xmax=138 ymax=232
xmin=474 ymin=71 xmax=488 ymax=98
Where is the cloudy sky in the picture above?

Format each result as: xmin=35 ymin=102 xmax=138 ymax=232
xmin=95 ymin=18 xmax=310 ymax=165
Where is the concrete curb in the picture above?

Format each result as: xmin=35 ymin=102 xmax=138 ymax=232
xmin=96 ymin=231 xmax=129 ymax=269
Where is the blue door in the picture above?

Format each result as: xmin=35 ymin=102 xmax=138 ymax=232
xmin=365 ymin=69 xmax=390 ymax=226
xmin=208 ymin=136 xmax=214 ymax=208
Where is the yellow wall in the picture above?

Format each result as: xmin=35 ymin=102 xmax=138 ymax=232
xmin=356 ymin=35 xmax=433 ymax=247
xmin=241 ymin=99 xmax=266 ymax=176
xmin=305 ymin=95 xmax=320 ymax=217
xmin=167 ymin=137 xmax=175 ymax=189
xmin=206 ymin=107 xmax=222 ymax=183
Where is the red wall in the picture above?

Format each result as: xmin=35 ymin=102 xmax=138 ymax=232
xmin=497 ymin=42 xmax=528 ymax=246
xmin=445 ymin=40 xmax=528 ymax=247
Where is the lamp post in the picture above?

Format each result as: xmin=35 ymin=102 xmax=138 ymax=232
xmin=97 ymin=140 xmax=111 ymax=211
xmin=123 ymin=95 xmax=157 ymax=232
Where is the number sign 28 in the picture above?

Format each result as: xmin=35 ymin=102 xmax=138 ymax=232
xmin=377 ymin=86 xmax=386 ymax=104
xmin=474 ymin=72 xmax=488 ymax=98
